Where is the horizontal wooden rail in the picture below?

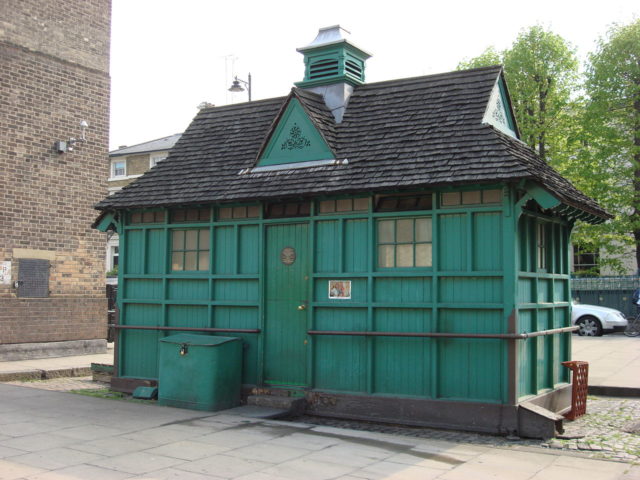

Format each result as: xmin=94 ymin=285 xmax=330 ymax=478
xmin=307 ymin=326 xmax=578 ymax=340
xmin=109 ymin=325 xmax=260 ymax=334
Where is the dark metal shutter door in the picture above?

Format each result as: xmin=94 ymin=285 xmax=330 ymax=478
xmin=17 ymin=259 xmax=50 ymax=298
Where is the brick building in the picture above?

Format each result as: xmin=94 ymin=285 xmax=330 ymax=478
xmin=0 ymin=0 xmax=112 ymax=359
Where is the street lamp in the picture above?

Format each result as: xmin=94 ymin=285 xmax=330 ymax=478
xmin=228 ymin=73 xmax=252 ymax=102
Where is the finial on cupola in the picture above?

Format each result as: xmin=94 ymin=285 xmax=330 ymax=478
xmin=295 ymin=26 xmax=372 ymax=123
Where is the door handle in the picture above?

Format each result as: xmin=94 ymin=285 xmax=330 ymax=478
xmin=297 ymin=304 xmax=307 ymax=310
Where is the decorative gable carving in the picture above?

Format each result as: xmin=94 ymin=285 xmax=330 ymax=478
xmin=483 ymin=78 xmax=517 ymax=138
xmin=257 ymin=98 xmax=334 ymax=167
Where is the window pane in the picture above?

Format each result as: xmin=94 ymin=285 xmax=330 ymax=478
xmin=353 ymin=197 xmax=369 ymax=211
xmin=319 ymin=200 xmax=335 ymax=213
xmin=378 ymin=245 xmax=395 ymax=268
xmin=233 ymin=206 xmax=247 ymax=218
xmin=131 ymin=212 xmax=142 ymax=224
xmin=415 ymin=243 xmax=432 ymax=267
xmin=186 ymin=209 xmax=199 ymax=221
xmin=185 ymin=252 xmax=197 ymax=271
xmin=247 ymin=205 xmax=260 ymax=218
xmin=396 ymin=244 xmax=413 ymax=267
xmin=483 ymin=189 xmax=502 ymax=204
xmin=198 ymin=208 xmax=211 ymax=221
xmin=415 ymin=218 xmax=432 ymax=242
xmin=377 ymin=220 xmax=394 ymax=243
xmin=172 ymin=230 xmax=184 ymax=250
xmin=441 ymin=192 xmax=460 ymax=206
xmin=336 ymin=199 xmax=352 ymax=212
xmin=154 ymin=211 xmax=165 ymax=223
xmin=462 ymin=190 xmax=481 ymax=205
xmin=199 ymin=229 xmax=210 ymax=250
xmin=396 ymin=219 xmax=413 ymax=243
xmin=185 ymin=230 xmax=198 ymax=250
xmin=218 ymin=207 xmax=232 ymax=220
xmin=198 ymin=251 xmax=209 ymax=271
xmin=172 ymin=209 xmax=186 ymax=222
xmin=171 ymin=252 xmax=183 ymax=271
xmin=142 ymin=211 xmax=155 ymax=223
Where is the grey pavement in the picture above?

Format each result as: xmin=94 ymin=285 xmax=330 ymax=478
xmin=0 ymin=383 xmax=638 ymax=480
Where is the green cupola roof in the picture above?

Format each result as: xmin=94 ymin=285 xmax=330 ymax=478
xmin=295 ymin=25 xmax=372 ymax=88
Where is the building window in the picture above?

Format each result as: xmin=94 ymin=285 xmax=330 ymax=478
xmin=218 ymin=205 xmax=260 ymax=220
xmin=110 ymin=246 xmax=119 ymax=269
xmin=377 ymin=217 xmax=432 ymax=268
xmin=440 ymin=189 xmax=501 ymax=207
xmin=111 ymin=160 xmax=126 ymax=177
xmin=171 ymin=208 xmax=211 ymax=223
xmin=537 ymin=223 xmax=547 ymax=270
xmin=375 ymin=194 xmax=432 ymax=212
xmin=573 ymin=245 xmax=599 ymax=275
xmin=171 ymin=229 xmax=210 ymax=271
xmin=150 ymin=155 xmax=167 ymax=168
xmin=130 ymin=210 xmax=165 ymax=224
xmin=265 ymin=202 xmax=310 ymax=218
xmin=319 ymin=197 xmax=369 ymax=214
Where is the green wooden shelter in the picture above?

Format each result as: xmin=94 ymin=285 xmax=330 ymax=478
xmin=95 ymin=26 xmax=610 ymax=437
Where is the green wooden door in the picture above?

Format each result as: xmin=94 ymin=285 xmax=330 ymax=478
xmin=265 ymin=223 xmax=309 ymax=386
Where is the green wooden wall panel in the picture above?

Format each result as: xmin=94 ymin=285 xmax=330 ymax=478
xmin=473 ymin=212 xmax=502 ymax=271
xmin=517 ymin=309 xmax=536 ymax=397
xmin=315 ymin=220 xmax=340 ymax=273
xmin=168 ymin=279 xmax=209 ymax=300
xmin=439 ymin=277 xmax=502 ymax=303
xmin=314 ymin=278 xmax=367 ymax=303
xmin=213 ymin=279 xmax=259 ymax=302
xmin=517 ymin=278 xmax=534 ymax=304
xmin=344 ymin=219 xmax=369 ymax=273
xmin=437 ymin=309 xmax=502 ymax=402
xmin=439 ymin=214 xmax=467 ymax=271
xmin=374 ymin=277 xmax=432 ymax=304
xmin=120 ymin=304 xmax=161 ymax=378
xmin=239 ymin=225 xmax=259 ymax=274
xmin=214 ymin=226 xmax=235 ymax=274
xmin=538 ymin=279 xmax=551 ymax=303
xmin=124 ymin=279 xmax=163 ymax=300
xmin=536 ymin=309 xmax=552 ymax=390
xmin=167 ymin=305 xmax=208 ymax=329
xmin=213 ymin=306 xmax=259 ymax=385
xmin=146 ymin=229 xmax=166 ymax=274
xmin=314 ymin=307 xmax=367 ymax=392
xmin=553 ymin=279 xmax=567 ymax=303
xmin=125 ymin=229 xmax=144 ymax=274
xmin=372 ymin=308 xmax=431 ymax=396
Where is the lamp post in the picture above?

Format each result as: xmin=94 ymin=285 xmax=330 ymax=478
xmin=228 ymin=73 xmax=251 ymax=102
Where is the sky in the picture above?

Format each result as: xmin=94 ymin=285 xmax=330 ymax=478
xmin=109 ymin=0 xmax=639 ymax=151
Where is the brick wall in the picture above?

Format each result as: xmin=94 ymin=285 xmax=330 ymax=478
xmin=0 ymin=0 xmax=111 ymax=344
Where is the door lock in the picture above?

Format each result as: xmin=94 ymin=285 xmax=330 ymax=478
xmin=297 ymin=304 xmax=307 ymax=311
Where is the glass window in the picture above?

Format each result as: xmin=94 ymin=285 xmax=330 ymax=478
xmin=130 ymin=210 xmax=164 ymax=224
xmin=377 ymin=217 xmax=433 ymax=268
xmin=318 ymin=198 xmax=369 ymax=214
xmin=217 ymin=205 xmax=260 ymax=220
xmin=537 ymin=223 xmax=547 ymax=270
xmin=171 ymin=228 xmax=210 ymax=271
xmin=112 ymin=160 xmax=125 ymax=177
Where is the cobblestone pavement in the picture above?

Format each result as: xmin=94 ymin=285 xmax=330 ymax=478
xmin=288 ymin=395 xmax=640 ymax=464
xmin=4 ymin=376 xmax=639 ymax=464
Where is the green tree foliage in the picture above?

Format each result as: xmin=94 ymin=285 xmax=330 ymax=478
xmin=457 ymin=23 xmax=640 ymax=274
xmin=582 ymin=20 xmax=640 ymax=272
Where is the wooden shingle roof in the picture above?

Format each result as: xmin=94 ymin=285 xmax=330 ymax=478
xmin=97 ymin=65 xmax=609 ymax=221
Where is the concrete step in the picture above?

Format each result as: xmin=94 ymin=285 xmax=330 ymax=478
xmin=246 ymin=394 xmax=306 ymax=415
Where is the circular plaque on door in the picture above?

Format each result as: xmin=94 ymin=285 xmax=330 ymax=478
xmin=280 ymin=247 xmax=296 ymax=266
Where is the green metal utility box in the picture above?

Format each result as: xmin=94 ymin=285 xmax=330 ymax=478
xmin=158 ymin=334 xmax=242 ymax=411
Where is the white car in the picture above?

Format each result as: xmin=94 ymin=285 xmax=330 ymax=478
xmin=571 ymin=302 xmax=628 ymax=336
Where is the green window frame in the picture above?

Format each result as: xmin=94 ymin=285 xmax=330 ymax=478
xmin=377 ymin=217 xmax=433 ymax=268
xmin=171 ymin=229 xmax=210 ymax=271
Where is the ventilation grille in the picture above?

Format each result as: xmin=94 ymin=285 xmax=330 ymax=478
xmin=309 ymin=59 xmax=339 ymax=80
xmin=345 ymin=60 xmax=363 ymax=79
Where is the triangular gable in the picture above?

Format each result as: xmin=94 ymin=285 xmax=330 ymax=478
xmin=257 ymin=97 xmax=335 ymax=167
xmin=483 ymin=76 xmax=517 ymax=138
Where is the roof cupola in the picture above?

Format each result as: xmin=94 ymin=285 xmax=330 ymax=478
xmin=295 ymin=26 xmax=371 ymax=123
xmin=296 ymin=25 xmax=371 ymax=88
